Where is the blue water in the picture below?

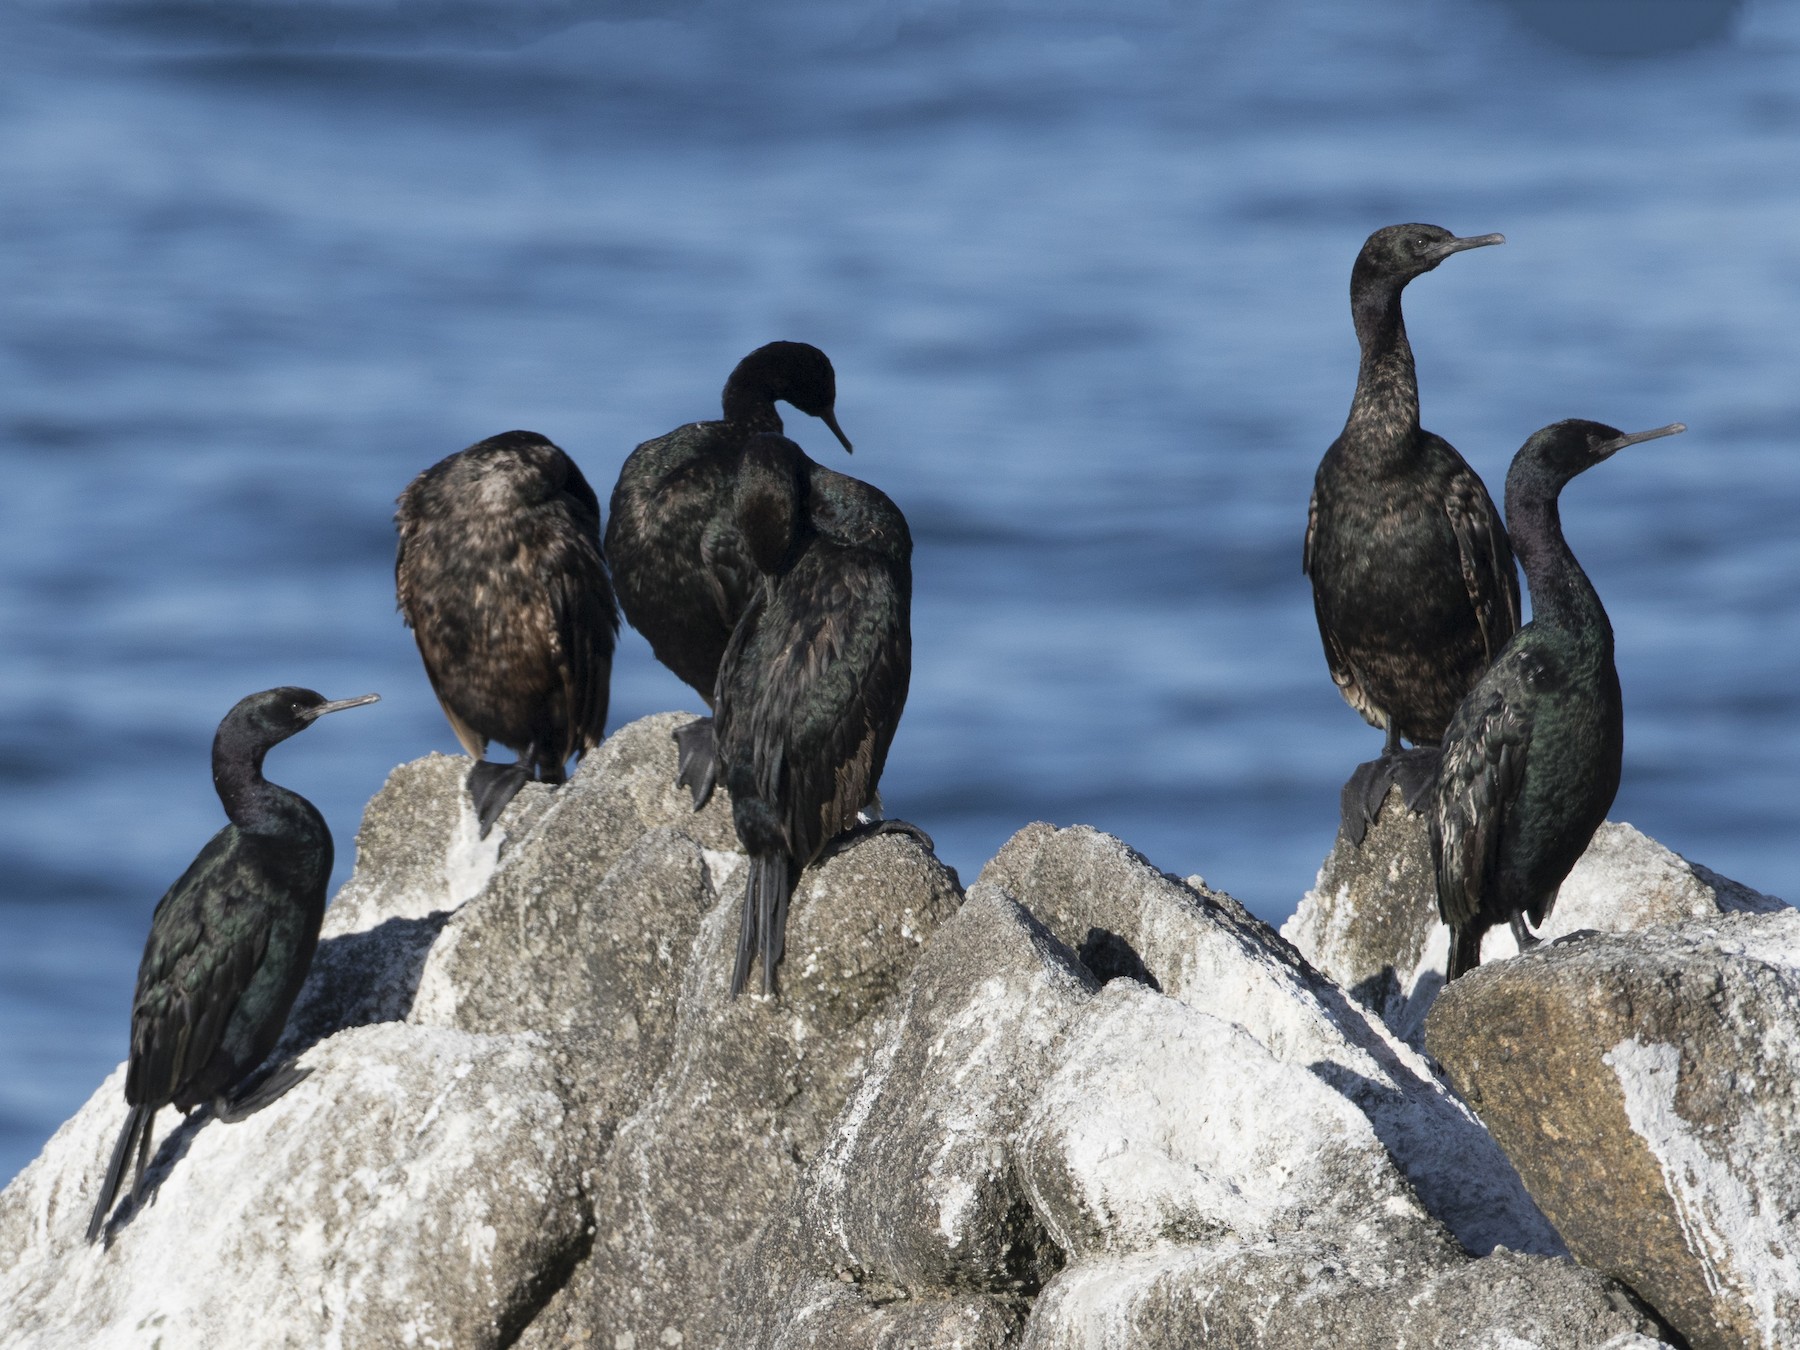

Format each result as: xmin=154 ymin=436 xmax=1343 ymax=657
xmin=2 ymin=0 xmax=1795 ymax=1183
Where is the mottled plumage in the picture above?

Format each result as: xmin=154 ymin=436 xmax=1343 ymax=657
xmin=396 ymin=430 xmax=618 ymax=832
xmin=1432 ymin=419 xmax=1684 ymax=979
xmin=605 ymin=343 xmax=852 ymax=805
xmin=1305 ymin=224 xmax=1519 ymax=841
xmin=88 ymin=687 xmax=379 ymax=1244
xmin=714 ymin=434 xmax=912 ymax=997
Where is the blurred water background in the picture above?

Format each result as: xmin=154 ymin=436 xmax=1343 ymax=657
xmin=2 ymin=0 xmax=1794 ymax=1182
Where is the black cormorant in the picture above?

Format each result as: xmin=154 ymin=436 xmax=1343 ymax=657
xmin=1431 ymin=419 xmax=1684 ymax=979
xmin=1305 ymin=224 xmax=1519 ymax=844
xmin=87 ymin=686 xmax=379 ymax=1244
xmin=713 ymin=433 xmax=914 ymax=997
xmin=396 ymin=430 xmax=618 ymax=834
xmin=605 ymin=342 xmax=853 ymax=807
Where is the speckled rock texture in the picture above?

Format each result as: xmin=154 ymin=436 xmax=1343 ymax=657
xmin=1427 ymin=914 xmax=1800 ymax=1350
xmin=2 ymin=719 xmax=1746 ymax=1349
xmin=1285 ymin=790 xmax=1786 ymax=1048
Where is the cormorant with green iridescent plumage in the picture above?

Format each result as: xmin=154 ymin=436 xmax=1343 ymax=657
xmin=1305 ymin=224 xmax=1518 ymax=845
xmin=1432 ymin=419 xmax=1684 ymax=980
xmin=606 ymin=343 xmax=854 ymax=809
xmin=87 ymin=687 xmax=379 ymax=1244
xmin=397 ymin=430 xmax=618 ymax=835
xmin=714 ymin=433 xmax=918 ymax=998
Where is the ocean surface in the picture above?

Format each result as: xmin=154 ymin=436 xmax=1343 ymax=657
xmin=1 ymin=0 xmax=1794 ymax=1183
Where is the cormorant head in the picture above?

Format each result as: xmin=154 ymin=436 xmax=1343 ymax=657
xmin=727 ymin=342 xmax=854 ymax=454
xmin=1354 ymin=223 xmax=1505 ymax=288
xmin=220 ymin=687 xmax=382 ymax=753
xmin=1513 ymin=418 xmax=1686 ymax=489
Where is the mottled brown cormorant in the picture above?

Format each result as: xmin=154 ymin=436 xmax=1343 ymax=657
xmin=605 ymin=342 xmax=853 ymax=808
xmin=713 ymin=433 xmax=914 ymax=997
xmin=1305 ymin=223 xmax=1519 ymax=844
xmin=87 ymin=687 xmax=379 ymax=1244
xmin=396 ymin=430 xmax=618 ymax=834
xmin=1431 ymin=419 xmax=1684 ymax=979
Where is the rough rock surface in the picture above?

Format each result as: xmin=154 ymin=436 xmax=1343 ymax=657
xmin=1427 ymin=914 xmax=1800 ymax=1350
xmin=2 ymin=716 xmax=1757 ymax=1349
xmin=1285 ymin=789 xmax=1786 ymax=1046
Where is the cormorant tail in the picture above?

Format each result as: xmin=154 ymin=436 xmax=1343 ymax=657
xmin=730 ymin=853 xmax=794 ymax=998
xmin=87 ymin=1103 xmax=153 ymax=1244
xmin=1447 ymin=925 xmax=1484 ymax=982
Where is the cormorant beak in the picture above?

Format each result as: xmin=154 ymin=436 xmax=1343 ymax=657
xmin=306 ymin=693 xmax=382 ymax=720
xmin=819 ymin=408 xmax=854 ymax=455
xmin=1597 ymin=422 xmax=1686 ymax=458
xmin=1430 ymin=232 xmax=1505 ymax=261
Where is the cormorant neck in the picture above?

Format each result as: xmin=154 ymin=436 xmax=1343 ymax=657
xmin=720 ymin=366 xmax=789 ymax=434
xmin=1344 ymin=280 xmax=1420 ymax=449
xmin=1506 ymin=474 xmax=1609 ymax=642
xmin=213 ymin=735 xmax=312 ymax=837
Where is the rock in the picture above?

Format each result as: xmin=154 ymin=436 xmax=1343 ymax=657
xmin=1426 ymin=912 xmax=1800 ymax=1350
xmin=1285 ymin=793 xmax=1786 ymax=1047
xmin=522 ymin=830 xmax=964 ymax=1350
xmin=0 ymin=1025 xmax=595 ymax=1350
xmin=1021 ymin=1245 xmax=1670 ymax=1349
xmin=982 ymin=822 xmax=1561 ymax=1260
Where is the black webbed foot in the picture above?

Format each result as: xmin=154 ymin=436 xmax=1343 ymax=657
xmin=673 ymin=717 xmax=719 ymax=810
xmin=1339 ymin=747 xmax=1442 ymax=847
xmin=467 ymin=760 xmax=531 ymax=838
xmin=214 ymin=1062 xmax=312 ymax=1123
xmin=819 ymin=817 xmax=936 ymax=863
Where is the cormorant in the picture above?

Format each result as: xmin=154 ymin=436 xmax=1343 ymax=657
xmin=605 ymin=342 xmax=854 ymax=808
xmin=1305 ymin=224 xmax=1519 ymax=844
xmin=713 ymin=433 xmax=914 ymax=997
xmin=1431 ymin=419 xmax=1684 ymax=979
xmin=396 ymin=430 xmax=619 ymax=835
xmin=88 ymin=686 xmax=379 ymax=1244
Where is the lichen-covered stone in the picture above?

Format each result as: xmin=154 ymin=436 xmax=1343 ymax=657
xmin=1426 ymin=913 xmax=1800 ymax=1350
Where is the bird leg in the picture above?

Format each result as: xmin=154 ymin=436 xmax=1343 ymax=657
xmin=214 ymin=1062 xmax=313 ymax=1123
xmin=467 ymin=759 xmax=532 ymax=838
xmin=1508 ymin=912 xmax=1541 ymax=953
xmin=673 ymin=717 xmax=719 ymax=810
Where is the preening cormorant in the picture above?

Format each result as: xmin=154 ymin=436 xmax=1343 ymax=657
xmin=713 ymin=433 xmax=914 ymax=998
xmin=605 ymin=342 xmax=853 ymax=807
xmin=1431 ymin=419 xmax=1685 ymax=980
xmin=87 ymin=687 xmax=379 ymax=1244
xmin=1305 ymin=224 xmax=1519 ymax=844
xmin=396 ymin=430 xmax=618 ymax=835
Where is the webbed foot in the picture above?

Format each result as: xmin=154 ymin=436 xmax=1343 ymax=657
xmin=1339 ymin=747 xmax=1442 ymax=846
xmin=215 ymin=1062 xmax=312 ymax=1123
xmin=468 ymin=760 xmax=531 ymax=838
xmin=673 ymin=717 xmax=719 ymax=810
xmin=820 ymin=817 xmax=936 ymax=862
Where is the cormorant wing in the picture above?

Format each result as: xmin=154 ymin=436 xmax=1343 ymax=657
xmin=1436 ymin=445 xmax=1522 ymax=663
xmin=725 ymin=548 xmax=910 ymax=867
xmin=395 ymin=493 xmax=488 ymax=760
xmin=1303 ymin=489 xmax=1378 ymax=718
xmin=1431 ymin=671 xmax=1532 ymax=931
xmin=124 ymin=828 xmax=277 ymax=1109
xmin=547 ymin=463 xmax=620 ymax=763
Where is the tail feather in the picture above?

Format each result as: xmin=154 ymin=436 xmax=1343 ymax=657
xmin=730 ymin=854 xmax=795 ymax=998
xmin=87 ymin=1103 xmax=153 ymax=1244
xmin=1447 ymin=924 xmax=1484 ymax=982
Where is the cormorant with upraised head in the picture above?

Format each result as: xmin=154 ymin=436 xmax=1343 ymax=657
xmin=88 ymin=686 xmax=379 ymax=1244
xmin=1431 ymin=419 xmax=1684 ymax=979
xmin=397 ymin=430 xmax=618 ymax=835
xmin=606 ymin=342 xmax=854 ymax=808
xmin=714 ymin=433 xmax=914 ymax=997
xmin=1305 ymin=224 xmax=1518 ymax=844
